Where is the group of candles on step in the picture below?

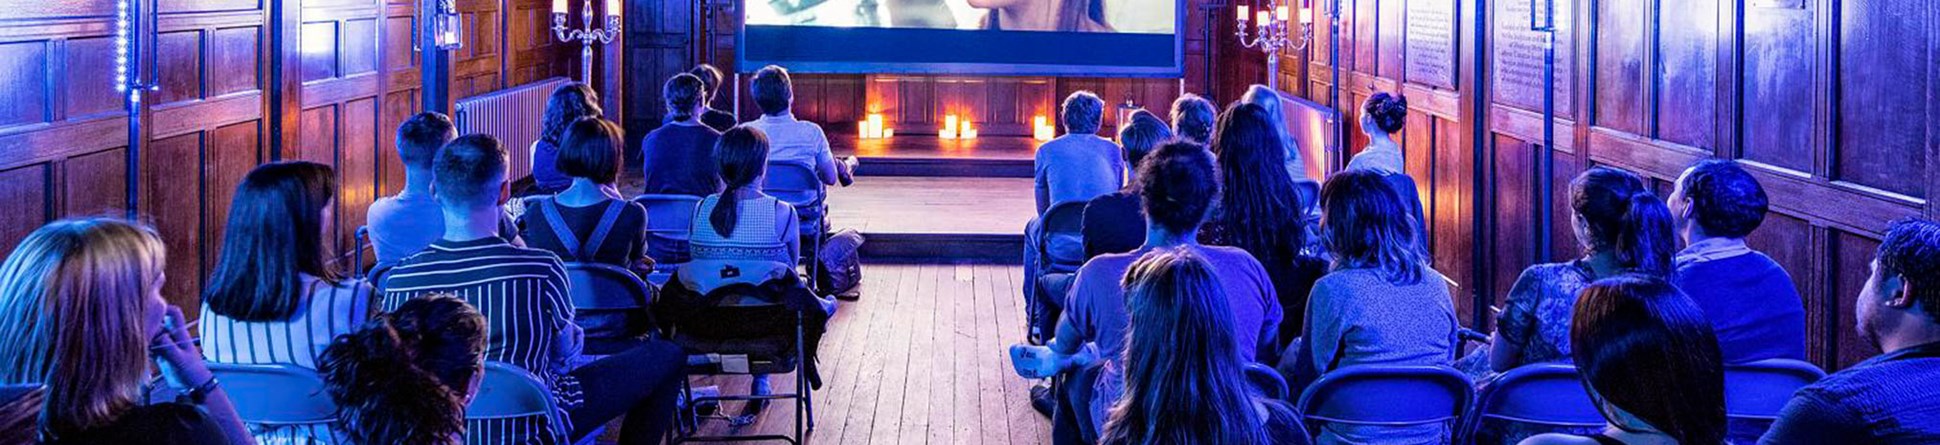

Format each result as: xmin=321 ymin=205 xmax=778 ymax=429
xmin=939 ymin=115 xmax=978 ymax=140
xmin=855 ymin=113 xmax=1057 ymax=141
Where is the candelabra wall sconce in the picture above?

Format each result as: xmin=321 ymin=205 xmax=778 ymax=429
xmin=552 ymin=0 xmax=622 ymax=83
xmin=1233 ymin=0 xmax=1313 ymax=91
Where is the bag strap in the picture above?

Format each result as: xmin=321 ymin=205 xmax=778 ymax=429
xmin=580 ymin=200 xmax=626 ymax=260
xmin=536 ymin=198 xmax=587 ymax=261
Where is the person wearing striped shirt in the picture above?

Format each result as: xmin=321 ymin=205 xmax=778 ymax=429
xmin=199 ymin=161 xmax=375 ymax=445
xmin=382 ymin=134 xmax=682 ymax=445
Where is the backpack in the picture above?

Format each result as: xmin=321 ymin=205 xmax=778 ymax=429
xmin=815 ymin=228 xmax=866 ymax=299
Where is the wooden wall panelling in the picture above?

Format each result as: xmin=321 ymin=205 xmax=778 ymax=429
xmin=624 ymin=0 xmax=697 ymax=147
xmin=1836 ymin=0 xmax=1929 ymax=200
xmin=296 ymin=0 xmax=384 ymax=260
xmin=378 ymin=0 xmax=418 ymax=198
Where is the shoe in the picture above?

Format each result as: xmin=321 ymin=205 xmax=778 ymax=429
xmin=731 ymin=376 xmax=773 ymax=426
xmin=1029 ymin=380 xmax=1055 ymax=418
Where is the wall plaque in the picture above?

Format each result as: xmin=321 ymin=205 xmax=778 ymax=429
xmin=1491 ymin=0 xmax=1575 ymax=117
xmin=1405 ymin=0 xmax=1458 ymax=89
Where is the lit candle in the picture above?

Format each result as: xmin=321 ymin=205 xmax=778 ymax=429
xmin=1299 ymin=5 xmax=1312 ymax=24
xmin=959 ymin=120 xmax=973 ymax=136
xmin=867 ymin=114 xmax=885 ymax=139
xmin=1255 ymin=10 xmax=1270 ymax=25
xmin=1275 ymin=5 xmax=1289 ymax=21
xmin=604 ymin=0 xmax=620 ymax=17
xmin=944 ymin=115 xmax=959 ymax=135
xmin=1237 ymin=4 xmax=1249 ymax=21
xmin=859 ymin=122 xmax=870 ymax=139
xmin=552 ymin=0 xmax=567 ymax=15
xmin=883 ymin=128 xmax=894 ymax=138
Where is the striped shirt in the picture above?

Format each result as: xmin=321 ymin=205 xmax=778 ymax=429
xmin=199 ymin=275 xmax=374 ymax=445
xmin=381 ymin=237 xmax=580 ymax=445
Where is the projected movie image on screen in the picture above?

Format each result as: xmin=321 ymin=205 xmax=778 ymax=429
xmin=740 ymin=0 xmax=1182 ymax=75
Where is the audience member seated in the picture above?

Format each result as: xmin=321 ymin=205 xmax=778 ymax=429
xmin=659 ymin=126 xmax=835 ymax=420
xmin=1297 ymin=168 xmax=1457 ymax=444
xmin=1667 ymin=160 xmax=1807 ymax=363
xmin=1761 ymin=219 xmax=1940 ymax=443
xmin=1521 ymin=275 xmax=1727 ymax=445
xmin=1240 ymin=84 xmax=1308 ymax=182
xmin=1018 ymin=141 xmax=1279 ymax=444
xmin=1082 ymin=110 xmax=1169 ymax=260
xmin=1202 ymin=102 xmax=1327 ymax=354
xmin=1168 ymin=93 xmax=1217 ymax=144
xmin=519 ymin=117 xmax=655 ymax=348
xmin=1459 ymin=166 xmax=1675 ymax=378
xmin=531 ymin=82 xmax=605 ymax=194
xmin=381 ymin=134 xmax=683 ymax=445
xmin=1346 ymin=92 xmax=1428 ymax=249
xmin=199 ymin=161 xmax=375 ymax=444
xmin=689 ymin=64 xmax=740 ymax=133
xmin=317 ymin=294 xmax=486 ymax=445
xmin=0 ymin=219 xmax=253 ymax=445
xmin=1094 ymin=248 xmax=1309 ymax=445
xmin=1025 ymin=90 xmax=1128 ymax=311
xmin=742 ymin=65 xmax=854 ymax=189
xmin=642 ymin=73 xmax=725 ymax=197
xmin=369 ymin=112 xmax=457 ymax=271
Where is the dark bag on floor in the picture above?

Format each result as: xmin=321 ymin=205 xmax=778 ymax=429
xmin=815 ymin=228 xmax=866 ymax=298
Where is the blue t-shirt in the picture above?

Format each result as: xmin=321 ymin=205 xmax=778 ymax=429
xmin=1033 ymin=134 xmax=1125 ymax=215
xmin=532 ymin=139 xmax=571 ymax=193
xmin=1671 ymin=251 xmax=1808 ymax=363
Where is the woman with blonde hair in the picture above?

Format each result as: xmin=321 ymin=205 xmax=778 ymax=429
xmin=0 ymin=218 xmax=253 ymax=444
xmin=1240 ymin=84 xmax=1308 ymax=181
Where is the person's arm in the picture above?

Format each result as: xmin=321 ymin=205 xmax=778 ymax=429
xmin=1305 ymin=279 xmax=1346 ymax=374
xmin=812 ymin=127 xmax=840 ymax=186
xmin=1490 ymin=267 xmax=1544 ymax=372
xmin=150 ymin=306 xmax=256 ymax=445
xmin=1759 ymin=389 xmax=1868 ymax=444
xmin=544 ymin=264 xmax=583 ymax=367
xmin=1254 ymin=260 xmax=1283 ymax=364
xmin=1034 ymin=160 xmax=1051 ymax=215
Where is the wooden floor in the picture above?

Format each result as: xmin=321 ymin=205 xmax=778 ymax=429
xmin=827 ymin=177 xmax=1036 ymax=235
xmin=675 ymin=263 xmax=1049 ymax=444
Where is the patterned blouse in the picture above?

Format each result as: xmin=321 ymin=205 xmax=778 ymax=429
xmin=1494 ymin=260 xmax=1596 ymax=367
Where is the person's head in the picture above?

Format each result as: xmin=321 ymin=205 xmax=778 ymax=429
xmin=709 ymin=126 xmax=772 ymax=238
xmin=1061 ymin=90 xmax=1105 ymax=135
xmin=319 ymin=294 xmax=487 ymax=445
xmin=1360 ymin=92 xmax=1407 ymax=136
xmin=204 ymin=161 xmax=340 ymax=322
xmin=689 ymin=64 xmax=725 ymax=104
xmin=1134 ymin=141 xmax=1220 ymax=236
xmin=1208 ymin=103 xmax=1306 ymax=263
xmin=396 ymin=112 xmax=456 ymax=171
xmin=1239 ymin=85 xmax=1286 ymax=124
xmin=1570 ymin=166 xmax=1676 ymax=276
xmin=750 ymin=65 xmax=794 ymax=116
xmin=1857 ymin=219 xmax=1940 ymax=351
xmin=1320 ymin=169 xmax=1428 ymax=285
xmin=542 ymin=83 xmax=602 ymax=146
xmin=1116 ymin=110 xmax=1172 ymax=173
xmin=1169 ymin=93 xmax=1217 ymax=143
xmin=1571 ymin=274 xmax=1726 ymax=445
xmin=664 ymin=73 xmax=708 ymax=123
xmin=433 ymin=134 xmax=508 ymax=210
xmin=558 ymin=117 xmax=624 ymax=185
xmin=1669 ymin=160 xmax=1768 ymax=241
xmin=0 ymin=219 xmax=168 ymax=437
xmin=1099 ymin=247 xmax=1269 ymax=445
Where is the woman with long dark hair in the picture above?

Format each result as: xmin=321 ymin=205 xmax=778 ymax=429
xmin=530 ymin=82 xmax=603 ymax=193
xmin=1521 ymin=275 xmax=1726 ymax=445
xmin=1464 ymin=166 xmax=1676 ymax=378
xmin=1096 ymin=247 xmax=1307 ymax=445
xmin=1202 ymin=102 xmax=1326 ymax=350
xmin=200 ymin=161 xmax=372 ymax=444
xmin=318 ymin=294 xmax=487 ymax=445
xmin=0 ymin=219 xmax=254 ymax=444
xmin=1301 ymin=168 xmax=1457 ymax=444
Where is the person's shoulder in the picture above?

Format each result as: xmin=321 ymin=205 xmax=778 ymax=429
xmin=1516 ymin=433 xmax=1604 ymax=445
xmin=1075 ymin=252 xmax=1139 ymax=280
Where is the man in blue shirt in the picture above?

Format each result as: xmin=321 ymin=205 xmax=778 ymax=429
xmin=1761 ymin=219 xmax=1940 ymax=443
xmin=1667 ymin=160 xmax=1807 ymax=363
xmin=1023 ymin=91 xmax=1126 ymax=338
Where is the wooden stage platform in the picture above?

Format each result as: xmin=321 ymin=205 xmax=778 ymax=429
xmin=823 ymin=134 xmax=1040 ymax=261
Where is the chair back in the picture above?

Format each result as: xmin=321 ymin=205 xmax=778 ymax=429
xmin=1245 ymin=362 xmax=1291 ymax=400
xmin=467 ymin=362 xmax=564 ymax=424
xmin=1040 ymin=200 xmax=1089 ymax=273
xmin=1291 ymin=179 xmax=1321 ymax=215
xmin=763 ymin=162 xmax=825 ymax=210
xmin=1725 ymin=359 xmax=1825 ymax=420
xmin=1459 ymin=363 xmax=1603 ymax=442
xmin=208 ymin=364 xmax=337 ymax=425
xmin=1296 ymin=365 xmax=1471 ymax=427
xmin=635 ymin=194 xmax=702 ymax=266
xmin=564 ymin=262 xmax=651 ymax=310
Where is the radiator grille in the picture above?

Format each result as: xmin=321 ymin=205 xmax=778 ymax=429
xmin=455 ymin=77 xmax=572 ymax=181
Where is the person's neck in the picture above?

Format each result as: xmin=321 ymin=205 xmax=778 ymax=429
xmin=1141 ymin=224 xmax=1200 ymax=249
xmin=556 ymin=178 xmax=612 ymax=205
xmin=1584 ymin=250 xmax=1623 ymax=278
xmin=401 ymin=168 xmax=434 ymax=197
xmin=441 ymin=202 xmax=502 ymax=242
xmin=1367 ymin=132 xmax=1398 ymax=148
xmin=727 ymin=184 xmax=764 ymax=198
xmin=1879 ymin=313 xmax=1940 ymax=354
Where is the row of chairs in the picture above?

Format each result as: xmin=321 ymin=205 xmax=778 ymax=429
xmin=211 ymin=362 xmax=590 ymax=443
xmin=1296 ymin=359 xmax=1825 ymax=443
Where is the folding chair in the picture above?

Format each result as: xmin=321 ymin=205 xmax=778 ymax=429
xmin=1245 ymin=362 xmax=1292 ymax=400
xmin=763 ymin=162 xmax=828 ymax=291
xmin=1458 ymin=363 xmax=1605 ymax=444
xmin=667 ymin=284 xmax=815 ymax=444
xmin=1295 ymin=365 xmax=1472 ymax=443
xmin=1724 ymin=358 xmax=1825 ymax=442
xmin=208 ymin=364 xmax=337 ymax=426
xmin=1029 ymin=200 xmax=1088 ymax=345
xmin=352 ymin=225 xmax=371 ymax=280
xmin=635 ymin=194 xmax=704 ymax=287
xmin=468 ymin=362 xmax=594 ymax=445
xmin=564 ymin=262 xmax=657 ymax=356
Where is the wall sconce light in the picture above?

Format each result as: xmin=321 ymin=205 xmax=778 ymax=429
xmin=432 ymin=0 xmax=463 ymax=50
xmin=1235 ymin=0 xmax=1314 ymax=90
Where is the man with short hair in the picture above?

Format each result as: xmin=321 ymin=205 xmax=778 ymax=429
xmin=1168 ymin=93 xmax=1217 ymax=144
xmin=1761 ymin=219 xmax=1940 ymax=443
xmin=688 ymin=64 xmax=739 ymax=132
xmin=741 ymin=65 xmax=854 ymax=187
xmin=1023 ymin=91 xmax=1127 ymax=322
xmin=366 ymin=113 xmax=519 ymax=273
xmin=1667 ymin=159 xmax=1807 ymax=363
xmin=382 ymin=134 xmax=684 ymax=445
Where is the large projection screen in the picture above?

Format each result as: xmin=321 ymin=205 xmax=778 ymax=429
xmin=738 ymin=0 xmax=1183 ymax=76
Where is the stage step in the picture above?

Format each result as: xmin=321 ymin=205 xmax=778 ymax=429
xmin=853 ymin=156 xmax=1032 ymax=178
xmin=857 ymin=232 xmax=1022 ymax=263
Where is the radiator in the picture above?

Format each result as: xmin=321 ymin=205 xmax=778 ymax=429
xmin=455 ymin=77 xmax=572 ymax=182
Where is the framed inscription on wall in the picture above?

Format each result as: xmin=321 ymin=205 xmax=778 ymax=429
xmin=1405 ymin=0 xmax=1458 ymax=89
xmin=1491 ymin=0 xmax=1575 ymax=117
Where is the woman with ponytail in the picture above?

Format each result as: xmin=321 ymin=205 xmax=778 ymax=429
xmin=318 ymin=294 xmax=486 ymax=445
xmin=661 ymin=126 xmax=833 ymax=422
xmin=1462 ymin=166 xmax=1676 ymax=384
